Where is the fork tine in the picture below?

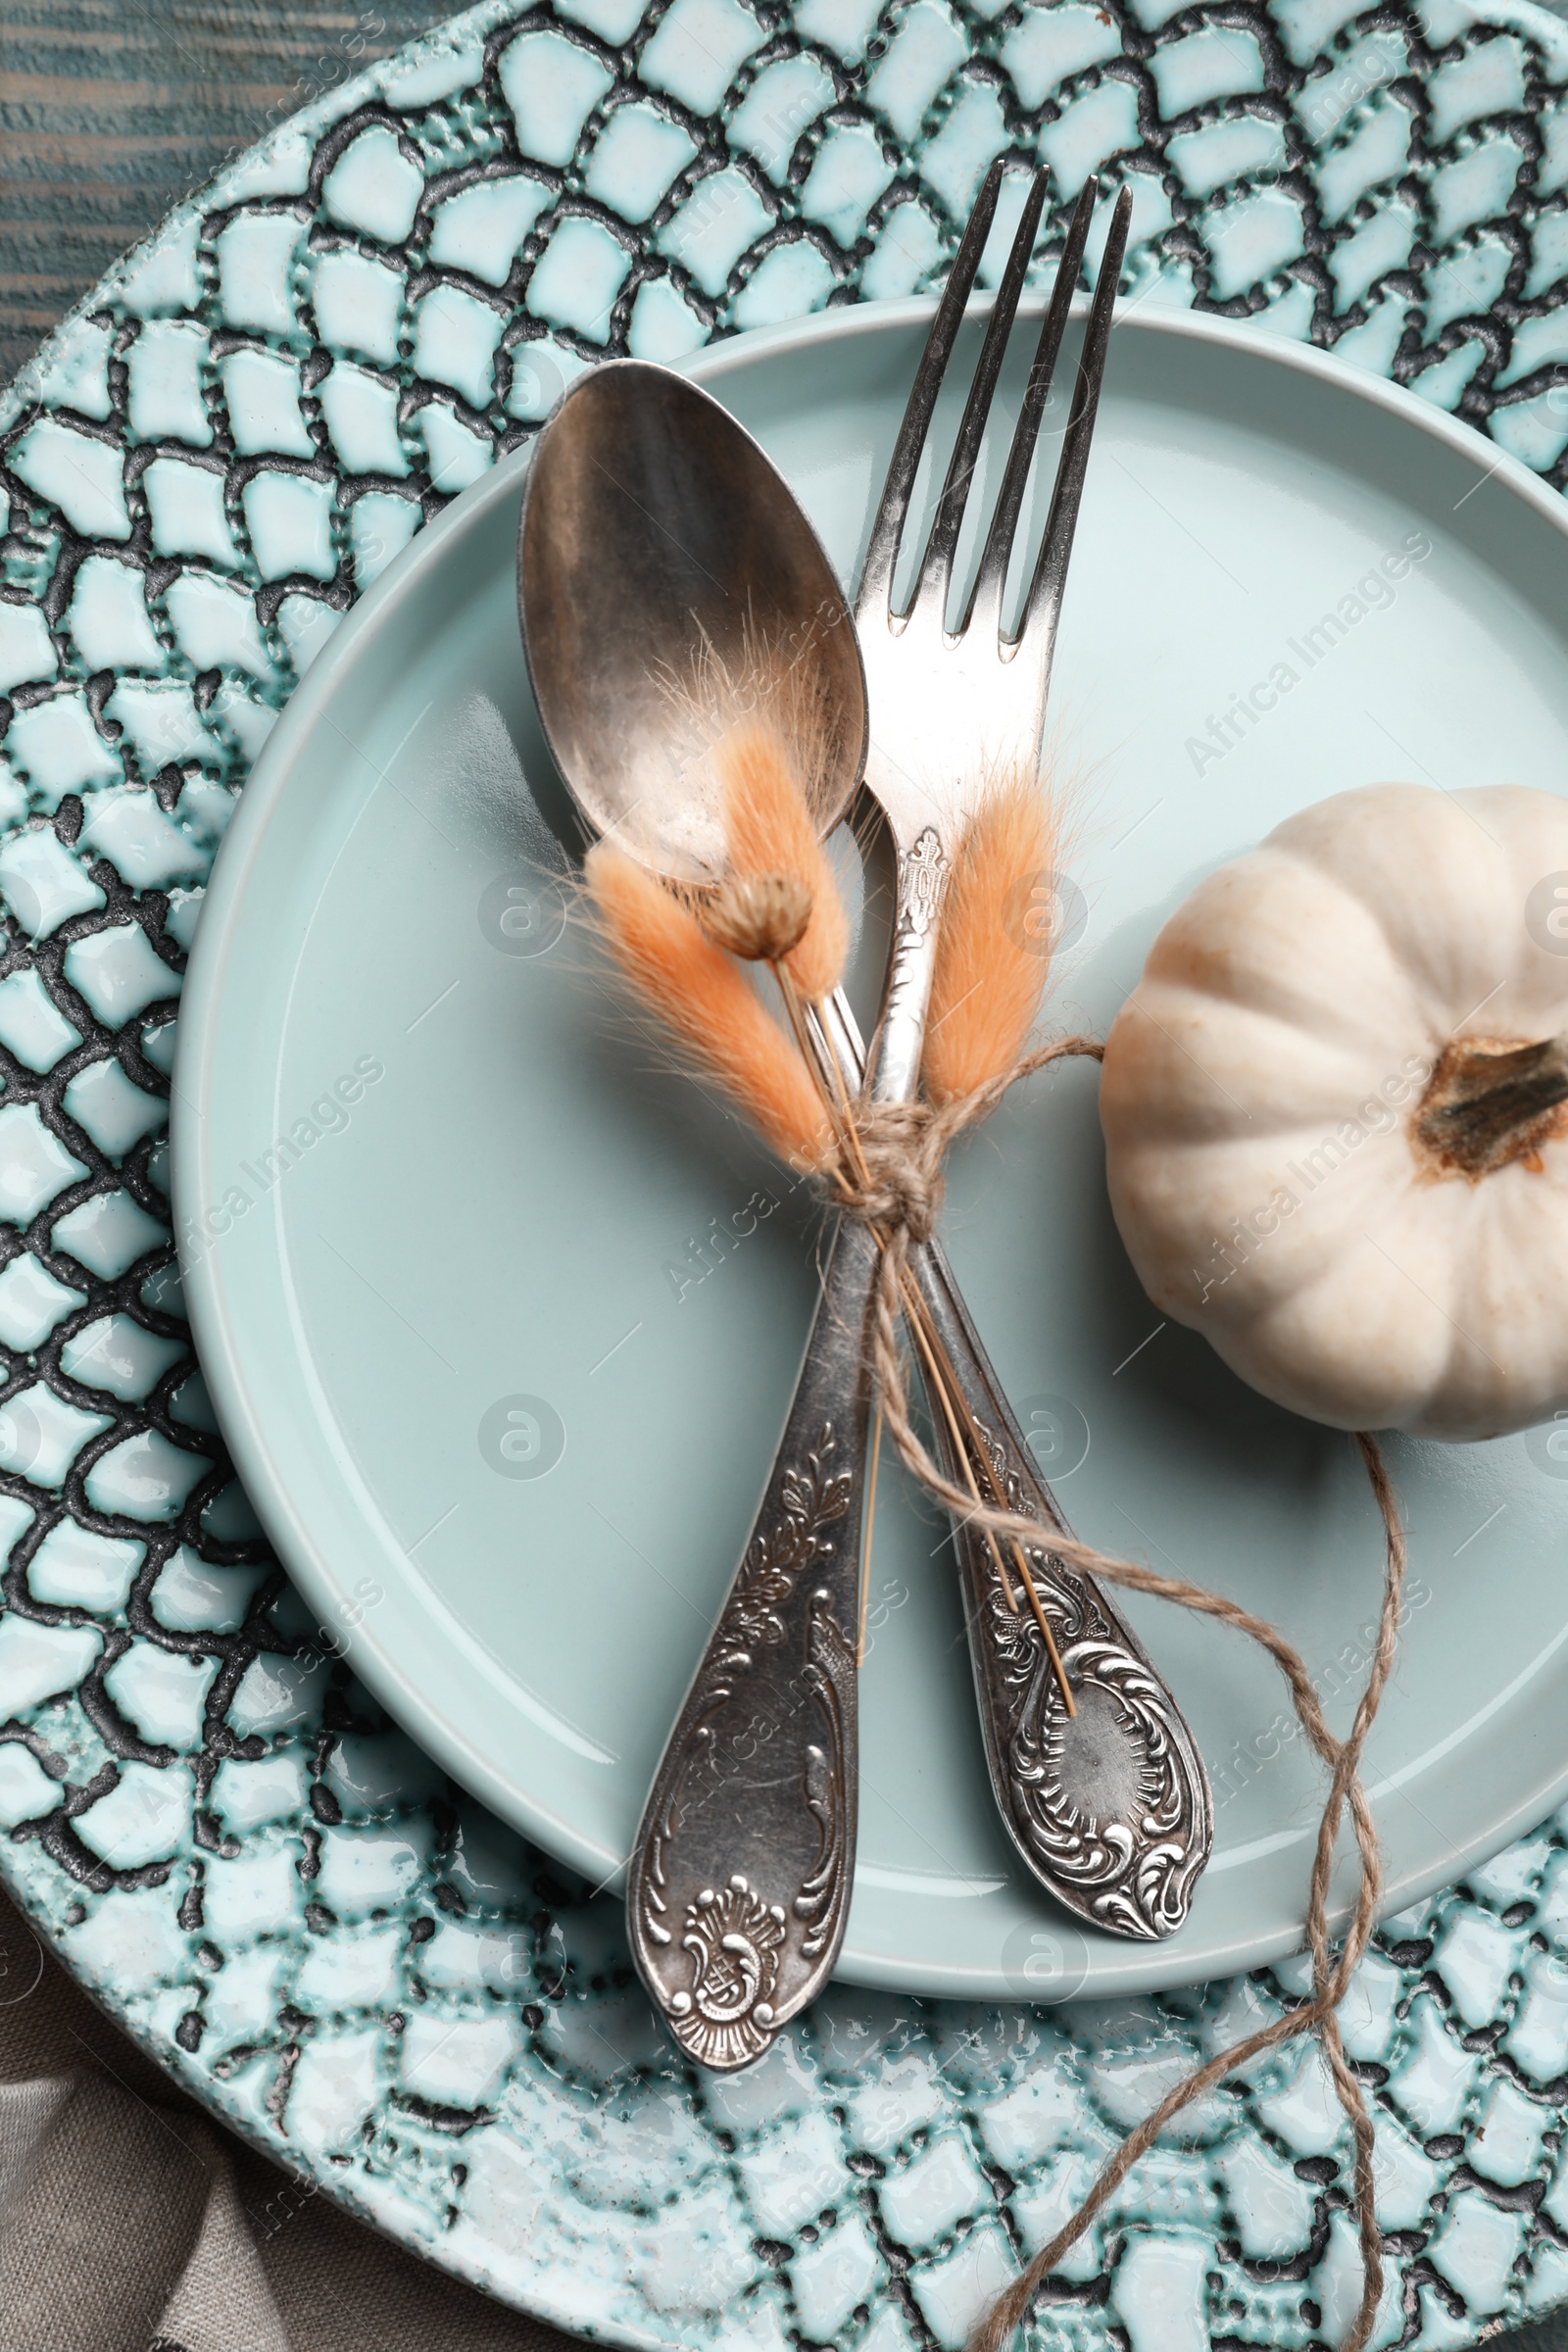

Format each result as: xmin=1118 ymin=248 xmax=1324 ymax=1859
xmin=857 ymin=157 xmax=1006 ymax=620
xmin=1012 ymin=183 xmax=1133 ymax=673
xmin=962 ymin=175 xmax=1098 ymax=640
xmin=902 ymin=166 xmax=1050 ymax=626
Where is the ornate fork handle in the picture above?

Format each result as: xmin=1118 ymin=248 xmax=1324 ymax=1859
xmin=844 ymin=836 xmax=1212 ymax=1941
xmin=909 ymin=1240 xmax=1213 ymax=1940
xmin=626 ymin=1218 xmax=877 ymax=2071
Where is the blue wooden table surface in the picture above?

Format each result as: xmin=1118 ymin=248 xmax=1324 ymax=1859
xmin=0 ymin=2 xmax=444 ymax=382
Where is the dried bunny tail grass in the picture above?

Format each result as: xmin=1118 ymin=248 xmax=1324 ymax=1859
xmin=716 ymin=719 xmax=850 ymax=1004
xmin=583 ymin=839 xmax=834 ymax=1171
xmin=923 ymin=768 xmax=1061 ymax=1108
xmin=672 ymin=616 xmax=857 ymax=829
xmin=705 ymin=870 xmax=812 ymax=963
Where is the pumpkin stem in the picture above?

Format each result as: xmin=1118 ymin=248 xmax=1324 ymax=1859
xmin=1413 ymin=1032 xmax=1568 ymax=1179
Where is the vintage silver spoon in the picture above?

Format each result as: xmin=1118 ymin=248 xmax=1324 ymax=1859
xmin=518 ymin=353 xmax=1210 ymax=2068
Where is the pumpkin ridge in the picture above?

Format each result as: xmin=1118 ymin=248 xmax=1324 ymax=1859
xmin=1266 ymin=786 xmax=1516 ymax=1038
xmin=1145 ymin=846 xmax=1424 ymax=1058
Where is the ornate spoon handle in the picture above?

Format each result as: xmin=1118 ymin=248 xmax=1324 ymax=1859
xmin=909 ymin=1240 xmax=1213 ymax=1939
xmin=626 ymin=1217 xmax=877 ymax=2071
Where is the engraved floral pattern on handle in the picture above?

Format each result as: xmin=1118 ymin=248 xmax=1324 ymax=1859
xmin=795 ymin=1593 xmax=857 ymax=1962
xmin=671 ymin=1878 xmax=786 ymax=2071
xmin=912 ymin=1243 xmax=1213 ymax=1938
xmin=627 ymin=1219 xmax=877 ymax=2071
xmin=868 ymin=830 xmax=951 ymax=1105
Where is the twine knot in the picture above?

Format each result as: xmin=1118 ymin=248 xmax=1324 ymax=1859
xmin=838 ymin=1100 xmax=948 ymax=1246
xmin=832 ymin=1033 xmax=1104 ymax=1250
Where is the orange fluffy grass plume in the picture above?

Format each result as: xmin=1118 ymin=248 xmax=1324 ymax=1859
xmin=923 ymin=772 xmax=1059 ymax=1107
xmin=584 ymin=839 xmax=833 ymax=1170
xmin=714 ymin=721 xmax=849 ymax=1004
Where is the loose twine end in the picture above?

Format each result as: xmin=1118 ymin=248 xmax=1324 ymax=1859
xmin=826 ymin=1038 xmax=1405 ymax=2352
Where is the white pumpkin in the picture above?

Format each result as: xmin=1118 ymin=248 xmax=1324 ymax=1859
xmin=1100 ymin=783 xmax=1568 ymax=1441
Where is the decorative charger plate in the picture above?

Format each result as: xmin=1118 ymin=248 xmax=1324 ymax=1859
xmin=181 ymin=288 xmax=1568 ymax=2010
xmin=7 ymin=0 xmax=1568 ymax=2344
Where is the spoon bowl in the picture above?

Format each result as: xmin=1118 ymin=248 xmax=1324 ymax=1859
xmin=518 ymin=359 xmax=868 ymax=885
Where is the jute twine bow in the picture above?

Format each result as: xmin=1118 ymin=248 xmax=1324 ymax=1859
xmin=833 ymin=1035 xmax=1406 ymax=2352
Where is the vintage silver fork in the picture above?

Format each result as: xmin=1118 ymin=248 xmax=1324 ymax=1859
xmin=845 ymin=161 xmax=1212 ymax=1944
xmin=627 ymin=171 xmax=1211 ymax=2072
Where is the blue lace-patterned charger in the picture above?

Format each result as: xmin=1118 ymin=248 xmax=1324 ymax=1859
xmin=4 ymin=0 xmax=1568 ymax=2343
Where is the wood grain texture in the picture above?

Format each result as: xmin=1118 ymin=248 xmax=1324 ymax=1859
xmin=0 ymin=0 xmax=447 ymax=382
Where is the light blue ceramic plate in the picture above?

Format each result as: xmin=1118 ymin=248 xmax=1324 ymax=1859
xmin=175 ymin=294 xmax=1568 ymax=2003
